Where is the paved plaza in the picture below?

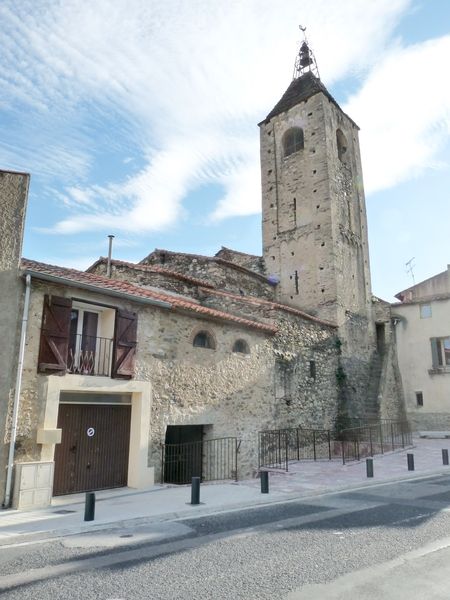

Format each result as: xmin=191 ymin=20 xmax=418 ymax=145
xmin=0 ymin=436 xmax=449 ymax=547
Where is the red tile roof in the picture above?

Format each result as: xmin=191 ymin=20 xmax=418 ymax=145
xmin=198 ymin=286 xmax=337 ymax=328
xmin=21 ymin=258 xmax=276 ymax=334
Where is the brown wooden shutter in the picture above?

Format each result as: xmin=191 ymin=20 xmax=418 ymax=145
xmin=112 ymin=309 xmax=138 ymax=379
xmin=38 ymin=295 xmax=72 ymax=374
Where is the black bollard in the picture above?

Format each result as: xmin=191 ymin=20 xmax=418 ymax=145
xmin=84 ymin=492 xmax=95 ymax=521
xmin=260 ymin=470 xmax=269 ymax=494
xmin=191 ymin=476 xmax=201 ymax=505
xmin=366 ymin=458 xmax=374 ymax=478
xmin=407 ymin=453 xmax=415 ymax=471
xmin=443 ymin=449 xmax=449 ymax=466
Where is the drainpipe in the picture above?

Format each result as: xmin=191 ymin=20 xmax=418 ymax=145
xmin=106 ymin=234 xmax=114 ymax=278
xmin=3 ymin=274 xmax=31 ymax=508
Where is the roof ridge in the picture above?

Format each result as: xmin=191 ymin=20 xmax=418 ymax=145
xmin=87 ymin=257 xmax=215 ymax=289
xmin=21 ymin=258 xmax=276 ymax=334
xmin=199 ymin=285 xmax=336 ymax=328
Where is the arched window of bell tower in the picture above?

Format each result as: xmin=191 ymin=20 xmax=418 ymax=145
xmin=283 ymin=127 xmax=304 ymax=158
xmin=336 ymin=129 xmax=348 ymax=162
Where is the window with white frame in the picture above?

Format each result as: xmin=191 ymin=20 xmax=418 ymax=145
xmin=69 ymin=302 xmax=115 ymax=375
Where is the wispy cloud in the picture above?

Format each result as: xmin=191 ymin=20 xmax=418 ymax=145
xmin=0 ymin=0 xmax=415 ymax=234
xmin=345 ymin=35 xmax=450 ymax=195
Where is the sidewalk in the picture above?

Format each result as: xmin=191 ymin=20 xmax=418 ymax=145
xmin=1 ymin=436 xmax=449 ymax=547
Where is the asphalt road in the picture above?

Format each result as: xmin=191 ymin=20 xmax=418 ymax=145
xmin=2 ymin=474 xmax=450 ymax=599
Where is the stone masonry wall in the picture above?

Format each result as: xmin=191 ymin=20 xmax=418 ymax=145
xmin=140 ymin=251 xmax=275 ymax=299
xmin=15 ymin=279 xmax=339 ymax=482
xmin=0 ymin=170 xmax=30 ymax=505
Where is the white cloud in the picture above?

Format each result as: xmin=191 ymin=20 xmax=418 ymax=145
xmin=0 ymin=0 xmax=414 ymax=234
xmin=345 ymin=35 xmax=450 ymax=195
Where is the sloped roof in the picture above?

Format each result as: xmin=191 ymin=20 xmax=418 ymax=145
xmin=140 ymin=248 xmax=272 ymax=285
xmin=87 ymin=257 xmax=215 ymax=289
xmin=260 ymin=71 xmax=358 ymax=128
xmin=21 ymin=259 xmax=277 ymax=334
xmin=198 ymin=286 xmax=337 ymax=328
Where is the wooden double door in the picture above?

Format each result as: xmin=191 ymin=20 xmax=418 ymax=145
xmin=53 ymin=403 xmax=131 ymax=496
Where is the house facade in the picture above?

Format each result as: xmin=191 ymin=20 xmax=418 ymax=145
xmin=1 ymin=41 xmax=406 ymax=509
xmin=393 ymin=267 xmax=450 ymax=430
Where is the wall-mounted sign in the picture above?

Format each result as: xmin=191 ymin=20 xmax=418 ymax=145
xmin=86 ymin=427 xmax=95 ymax=437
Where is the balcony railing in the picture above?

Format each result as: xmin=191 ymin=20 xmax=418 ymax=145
xmin=68 ymin=334 xmax=113 ymax=377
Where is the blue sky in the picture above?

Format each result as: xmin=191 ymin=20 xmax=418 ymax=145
xmin=1 ymin=0 xmax=449 ymax=301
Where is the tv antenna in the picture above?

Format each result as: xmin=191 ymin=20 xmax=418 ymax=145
xmin=405 ymin=257 xmax=416 ymax=286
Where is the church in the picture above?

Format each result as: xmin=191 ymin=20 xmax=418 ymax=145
xmin=0 ymin=40 xmax=405 ymax=509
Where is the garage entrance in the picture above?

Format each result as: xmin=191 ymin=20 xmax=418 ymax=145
xmin=53 ymin=393 xmax=131 ymax=496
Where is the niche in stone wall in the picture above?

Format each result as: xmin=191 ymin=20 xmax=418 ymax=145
xmin=283 ymin=127 xmax=304 ymax=158
xmin=336 ymin=129 xmax=348 ymax=163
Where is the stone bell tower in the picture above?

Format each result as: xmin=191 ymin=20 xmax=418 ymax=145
xmin=259 ymin=37 xmax=373 ymax=337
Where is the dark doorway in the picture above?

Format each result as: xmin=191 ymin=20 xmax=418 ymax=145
xmin=163 ymin=425 xmax=203 ymax=484
xmin=53 ymin=403 xmax=131 ymax=495
xmin=376 ymin=323 xmax=386 ymax=354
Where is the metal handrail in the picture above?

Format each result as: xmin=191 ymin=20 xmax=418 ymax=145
xmin=67 ymin=334 xmax=113 ymax=376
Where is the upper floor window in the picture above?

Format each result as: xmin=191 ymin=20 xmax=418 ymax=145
xmin=232 ymin=339 xmax=250 ymax=354
xmin=283 ymin=127 xmax=304 ymax=158
xmin=431 ymin=336 xmax=450 ymax=368
xmin=420 ymin=304 xmax=432 ymax=319
xmin=193 ymin=330 xmax=215 ymax=350
xmin=336 ymin=129 xmax=348 ymax=162
xmin=37 ymin=295 xmax=137 ymax=379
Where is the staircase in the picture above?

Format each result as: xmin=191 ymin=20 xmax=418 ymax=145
xmin=364 ymin=351 xmax=383 ymax=420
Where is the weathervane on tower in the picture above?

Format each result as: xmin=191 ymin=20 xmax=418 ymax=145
xmin=293 ymin=25 xmax=320 ymax=80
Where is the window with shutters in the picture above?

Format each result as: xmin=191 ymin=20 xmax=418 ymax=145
xmin=38 ymin=296 xmax=137 ymax=379
xmin=430 ymin=336 xmax=450 ymax=371
xmin=68 ymin=301 xmax=115 ymax=376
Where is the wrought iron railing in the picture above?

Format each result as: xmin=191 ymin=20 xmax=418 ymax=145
xmin=259 ymin=420 xmax=413 ymax=471
xmin=259 ymin=428 xmax=333 ymax=471
xmin=67 ymin=334 xmax=113 ymax=377
xmin=161 ymin=437 xmax=239 ymax=484
xmin=339 ymin=420 xmax=412 ymax=464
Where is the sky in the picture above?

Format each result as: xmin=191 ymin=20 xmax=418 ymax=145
xmin=1 ymin=0 xmax=449 ymax=302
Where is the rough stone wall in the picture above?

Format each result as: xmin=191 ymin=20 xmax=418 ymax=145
xmin=260 ymin=89 xmax=377 ymax=421
xmin=215 ymin=247 xmax=266 ymax=274
xmin=91 ymin=261 xmax=207 ymax=298
xmin=408 ymin=413 xmax=450 ymax=431
xmin=15 ymin=279 xmax=339 ymax=482
xmin=0 ymin=170 xmax=30 ymax=504
xmin=140 ymin=251 xmax=275 ymax=299
xmin=260 ymin=93 xmax=333 ymax=318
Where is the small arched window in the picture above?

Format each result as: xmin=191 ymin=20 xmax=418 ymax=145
xmin=193 ymin=331 xmax=215 ymax=349
xmin=232 ymin=339 xmax=250 ymax=354
xmin=336 ymin=129 xmax=348 ymax=162
xmin=283 ymin=127 xmax=304 ymax=158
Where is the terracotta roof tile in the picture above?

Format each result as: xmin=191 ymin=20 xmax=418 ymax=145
xmin=21 ymin=258 xmax=276 ymax=334
xmin=199 ymin=286 xmax=337 ymax=328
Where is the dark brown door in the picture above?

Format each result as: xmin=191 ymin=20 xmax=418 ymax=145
xmin=53 ymin=403 xmax=131 ymax=496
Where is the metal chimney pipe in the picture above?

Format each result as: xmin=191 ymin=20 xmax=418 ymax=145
xmin=107 ymin=235 xmax=114 ymax=277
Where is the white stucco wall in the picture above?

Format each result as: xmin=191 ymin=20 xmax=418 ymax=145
xmin=394 ymin=298 xmax=450 ymax=428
